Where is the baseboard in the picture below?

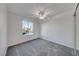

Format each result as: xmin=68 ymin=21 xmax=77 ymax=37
xmin=8 ymin=37 xmax=41 ymax=48
xmin=3 ymin=46 xmax=8 ymax=56
xmin=41 ymin=37 xmax=79 ymax=52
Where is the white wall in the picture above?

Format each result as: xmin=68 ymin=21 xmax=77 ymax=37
xmin=7 ymin=12 xmax=40 ymax=46
xmin=41 ymin=11 xmax=78 ymax=49
xmin=0 ymin=4 xmax=7 ymax=56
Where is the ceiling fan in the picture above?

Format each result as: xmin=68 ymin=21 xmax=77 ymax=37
xmin=31 ymin=6 xmax=53 ymax=20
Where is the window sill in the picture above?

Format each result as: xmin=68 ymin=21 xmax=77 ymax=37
xmin=23 ymin=33 xmax=34 ymax=36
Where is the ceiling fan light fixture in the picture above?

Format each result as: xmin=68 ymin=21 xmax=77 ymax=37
xmin=32 ymin=7 xmax=53 ymax=20
xmin=36 ymin=10 xmax=49 ymax=19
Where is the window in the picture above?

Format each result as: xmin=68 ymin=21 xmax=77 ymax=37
xmin=22 ymin=20 xmax=33 ymax=35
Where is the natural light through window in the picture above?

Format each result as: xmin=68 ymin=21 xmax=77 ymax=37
xmin=22 ymin=20 xmax=33 ymax=35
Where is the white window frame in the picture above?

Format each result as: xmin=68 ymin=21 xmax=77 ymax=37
xmin=22 ymin=19 xmax=34 ymax=35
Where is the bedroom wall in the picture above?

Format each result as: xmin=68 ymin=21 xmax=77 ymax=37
xmin=0 ymin=4 xmax=7 ymax=56
xmin=41 ymin=11 xmax=79 ymax=50
xmin=7 ymin=12 xmax=41 ymax=46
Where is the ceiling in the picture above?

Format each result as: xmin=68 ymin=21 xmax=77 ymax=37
xmin=6 ymin=3 xmax=76 ymax=22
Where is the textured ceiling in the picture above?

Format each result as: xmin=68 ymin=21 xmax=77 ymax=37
xmin=6 ymin=3 xmax=76 ymax=22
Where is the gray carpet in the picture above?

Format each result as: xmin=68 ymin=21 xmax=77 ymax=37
xmin=6 ymin=38 xmax=78 ymax=56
